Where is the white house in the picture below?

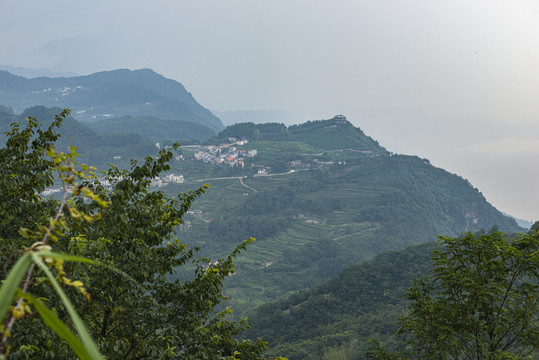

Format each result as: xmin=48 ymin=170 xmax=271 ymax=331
xmin=172 ymin=175 xmax=184 ymax=183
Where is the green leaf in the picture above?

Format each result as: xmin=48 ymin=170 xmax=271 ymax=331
xmin=0 ymin=253 xmax=32 ymax=323
xmin=17 ymin=291 xmax=92 ymax=360
xmin=38 ymin=251 xmax=97 ymax=265
xmin=31 ymin=253 xmax=104 ymax=360
xmin=39 ymin=251 xmax=138 ymax=285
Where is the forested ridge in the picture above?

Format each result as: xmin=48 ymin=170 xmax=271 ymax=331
xmin=0 ymin=105 xmax=157 ymax=168
xmin=243 ymin=242 xmax=439 ymax=359
xmin=212 ymin=118 xmax=385 ymax=154
xmin=88 ymin=115 xmax=216 ymax=142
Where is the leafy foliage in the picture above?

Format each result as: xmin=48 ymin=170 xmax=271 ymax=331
xmin=1 ymin=111 xmax=107 ymax=359
xmin=393 ymin=230 xmax=539 ymax=359
xmin=0 ymin=108 xmax=64 ymax=242
xmin=0 ymin=110 xmax=275 ymax=359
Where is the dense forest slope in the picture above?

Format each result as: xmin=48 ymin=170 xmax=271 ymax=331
xmin=0 ymin=105 xmax=219 ymax=166
xmin=0 ymin=106 xmax=156 ymax=167
xmin=244 ymin=242 xmax=439 ymax=359
xmin=0 ymin=68 xmax=223 ymax=131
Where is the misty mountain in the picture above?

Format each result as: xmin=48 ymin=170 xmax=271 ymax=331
xmin=0 ymin=65 xmax=78 ymax=78
xmin=0 ymin=68 xmax=223 ymax=131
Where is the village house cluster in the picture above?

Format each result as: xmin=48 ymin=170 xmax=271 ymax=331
xmin=41 ymin=177 xmax=112 ymax=197
xmin=193 ymin=139 xmax=257 ymax=167
xmin=40 ymin=173 xmax=184 ymax=197
xmin=150 ymin=173 xmax=185 ymax=188
xmin=40 ymin=187 xmax=62 ymax=196
xmin=30 ymin=85 xmax=118 ymax=121
xmin=32 ymin=85 xmax=83 ymax=96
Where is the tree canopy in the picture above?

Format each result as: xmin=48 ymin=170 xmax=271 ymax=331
xmin=0 ymin=110 xmax=276 ymax=359
xmin=369 ymin=230 xmax=539 ymax=360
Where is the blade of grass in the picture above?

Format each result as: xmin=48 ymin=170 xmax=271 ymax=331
xmin=0 ymin=253 xmax=32 ymax=322
xmin=31 ymin=253 xmax=103 ymax=360
xmin=40 ymin=251 xmax=138 ymax=285
xmin=38 ymin=252 xmax=97 ymax=264
xmin=17 ymin=291 xmax=91 ymax=360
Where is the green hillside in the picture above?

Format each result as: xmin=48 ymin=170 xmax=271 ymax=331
xmin=244 ymin=228 xmax=539 ymax=360
xmin=164 ymin=128 xmax=521 ymax=315
xmin=0 ymin=68 xmax=223 ymax=131
xmin=212 ymin=115 xmax=386 ymax=154
xmin=212 ymin=122 xmax=296 ymax=142
xmin=0 ymin=106 xmax=157 ymax=168
xmin=288 ymin=115 xmax=384 ymax=152
xmin=243 ymin=242 xmax=438 ymax=359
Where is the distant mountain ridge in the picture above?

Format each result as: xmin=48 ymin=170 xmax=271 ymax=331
xmin=0 ymin=65 xmax=78 ymax=78
xmin=0 ymin=68 xmax=223 ymax=131
xmin=87 ymin=115 xmax=216 ymax=142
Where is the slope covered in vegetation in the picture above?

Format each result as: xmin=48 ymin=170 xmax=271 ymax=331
xmin=0 ymin=106 xmax=157 ymax=168
xmin=166 ymin=118 xmax=521 ymax=315
xmin=243 ymin=242 xmax=438 ymax=359
xmin=0 ymin=68 xmax=223 ymax=131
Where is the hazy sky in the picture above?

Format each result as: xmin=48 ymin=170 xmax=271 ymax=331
xmin=1 ymin=0 xmax=538 ymax=221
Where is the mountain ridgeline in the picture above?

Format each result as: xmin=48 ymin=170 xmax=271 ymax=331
xmin=0 ymin=68 xmax=223 ymax=131
xmin=213 ymin=116 xmax=385 ymax=154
